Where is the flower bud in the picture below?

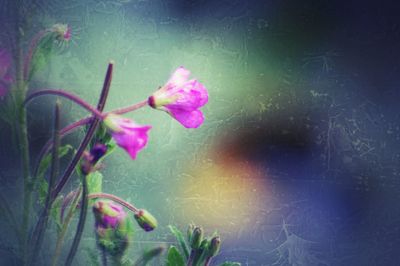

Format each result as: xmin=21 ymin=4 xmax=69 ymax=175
xmin=134 ymin=209 xmax=158 ymax=232
xmin=51 ymin=24 xmax=71 ymax=42
xmin=80 ymin=143 xmax=108 ymax=175
xmin=190 ymin=227 xmax=203 ymax=249
xmin=187 ymin=223 xmax=195 ymax=243
xmin=208 ymin=236 xmax=221 ymax=257
xmin=93 ymin=200 xmax=133 ymax=257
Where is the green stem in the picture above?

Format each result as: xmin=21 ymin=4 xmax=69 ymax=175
xmin=29 ymin=102 xmax=61 ymax=265
xmin=64 ymin=172 xmax=88 ymax=266
xmin=51 ymin=187 xmax=82 ymax=266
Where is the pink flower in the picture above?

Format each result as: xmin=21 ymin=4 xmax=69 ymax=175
xmin=103 ymin=114 xmax=151 ymax=160
xmin=148 ymin=67 xmax=208 ymax=128
xmin=93 ymin=200 xmax=127 ymax=229
xmin=0 ymin=49 xmax=13 ymax=98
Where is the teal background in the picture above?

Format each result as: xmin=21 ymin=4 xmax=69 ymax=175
xmin=1 ymin=0 xmax=400 ymax=265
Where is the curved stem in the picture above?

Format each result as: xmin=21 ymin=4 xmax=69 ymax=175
xmin=51 ymin=63 xmax=113 ymax=200
xmin=24 ymin=89 xmax=104 ymax=118
xmin=111 ymin=100 xmax=148 ymax=115
xmin=33 ymin=117 xmax=92 ymax=178
xmin=87 ymin=193 xmax=139 ymax=214
xmin=33 ymin=99 xmax=148 ymax=178
xmin=23 ymin=29 xmax=49 ymax=81
xmin=65 ymin=172 xmax=88 ymax=266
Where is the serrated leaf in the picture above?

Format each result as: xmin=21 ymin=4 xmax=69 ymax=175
xmin=36 ymin=144 xmax=73 ymax=204
xmin=168 ymin=225 xmax=190 ymax=260
xmin=218 ymin=262 xmax=241 ymax=266
xmin=166 ymin=246 xmax=185 ymax=266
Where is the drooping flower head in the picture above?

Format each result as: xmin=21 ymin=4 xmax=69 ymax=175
xmin=93 ymin=200 xmax=133 ymax=256
xmin=134 ymin=209 xmax=158 ymax=232
xmin=103 ymin=114 xmax=151 ymax=160
xmin=0 ymin=49 xmax=13 ymax=98
xmin=51 ymin=23 xmax=71 ymax=42
xmin=148 ymin=67 xmax=208 ymax=128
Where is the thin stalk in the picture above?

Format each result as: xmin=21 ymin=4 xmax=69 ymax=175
xmin=33 ymin=99 xmax=148 ymax=177
xmin=13 ymin=5 xmax=31 ymax=260
xmin=111 ymin=100 xmax=148 ymax=115
xmin=87 ymin=193 xmax=139 ymax=214
xmin=33 ymin=117 xmax=92 ymax=178
xmin=51 ymin=187 xmax=82 ymax=266
xmin=187 ymin=250 xmax=197 ymax=266
xmin=204 ymin=257 xmax=212 ymax=266
xmin=101 ymin=248 xmax=108 ymax=266
xmin=64 ymin=171 xmax=88 ymax=266
xmin=51 ymin=62 xmax=113 ymax=200
xmin=24 ymin=89 xmax=104 ymax=118
xmin=23 ymin=29 xmax=49 ymax=81
xmin=29 ymin=102 xmax=61 ymax=265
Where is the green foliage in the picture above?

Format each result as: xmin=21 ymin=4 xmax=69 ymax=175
xmin=86 ymin=171 xmax=103 ymax=204
xmin=166 ymin=246 xmax=185 ymax=266
xmin=133 ymin=246 xmax=165 ymax=266
xmin=168 ymin=225 xmax=190 ymax=259
xmin=50 ymin=195 xmax=63 ymax=231
xmin=36 ymin=144 xmax=73 ymax=204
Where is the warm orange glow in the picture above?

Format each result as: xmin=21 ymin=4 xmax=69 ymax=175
xmin=174 ymin=157 xmax=269 ymax=234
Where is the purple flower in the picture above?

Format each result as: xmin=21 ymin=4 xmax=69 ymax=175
xmin=93 ymin=200 xmax=127 ymax=229
xmin=148 ymin=67 xmax=208 ymax=128
xmin=0 ymin=49 xmax=13 ymax=98
xmin=93 ymin=200 xmax=132 ymax=256
xmin=103 ymin=114 xmax=151 ymax=160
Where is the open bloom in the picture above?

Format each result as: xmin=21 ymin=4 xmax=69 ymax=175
xmin=103 ymin=114 xmax=151 ymax=160
xmin=0 ymin=49 xmax=13 ymax=98
xmin=148 ymin=67 xmax=208 ymax=128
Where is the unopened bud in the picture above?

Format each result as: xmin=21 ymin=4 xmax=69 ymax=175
xmin=92 ymin=200 xmax=132 ymax=257
xmin=134 ymin=209 xmax=158 ymax=232
xmin=187 ymin=223 xmax=195 ymax=243
xmin=81 ymin=143 xmax=108 ymax=175
xmin=190 ymin=227 xmax=203 ymax=249
xmin=208 ymin=236 xmax=221 ymax=257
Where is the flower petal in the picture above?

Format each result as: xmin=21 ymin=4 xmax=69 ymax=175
xmin=168 ymin=108 xmax=205 ymax=128
xmin=167 ymin=66 xmax=191 ymax=87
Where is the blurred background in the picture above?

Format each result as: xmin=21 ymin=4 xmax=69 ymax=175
xmin=1 ymin=0 xmax=400 ymax=265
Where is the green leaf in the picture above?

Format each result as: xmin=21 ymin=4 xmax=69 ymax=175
xmin=168 ymin=225 xmax=190 ymax=260
xmin=50 ymin=195 xmax=63 ymax=231
xmin=86 ymin=171 xmax=103 ymax=205
xmin=218 ymin=262 xmax=242 ymax=266
xmin=132 ymin=246 xmax=165 ymax=266
xmin=36 ymin=144 xmax=73 ymax=204
xmin=166 ymin=246 xmax=185 ymax=266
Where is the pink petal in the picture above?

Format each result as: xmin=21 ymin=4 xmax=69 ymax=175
xmin=167 ymin=66 xmax=191 ymax=87
xmin=112 ymin=125 xmax=151 ymax=160
xmin=168 ymin=80 xmax=208 ymax=110
xmin=168 ymin=108 xmax=205 ymax=128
